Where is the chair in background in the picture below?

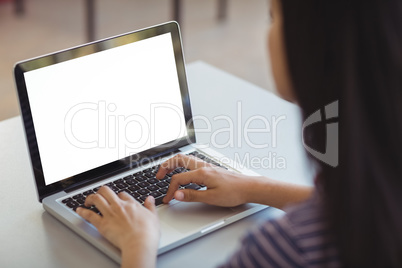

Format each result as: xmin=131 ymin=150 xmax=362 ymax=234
xmin=14 ymin=0 xmax=23 ymax=15
xmin=0 ymin=0 xmax=23 ymax=15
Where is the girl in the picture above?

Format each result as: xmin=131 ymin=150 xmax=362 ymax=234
xmin=78 ymin=0 xmax=402 ymax=267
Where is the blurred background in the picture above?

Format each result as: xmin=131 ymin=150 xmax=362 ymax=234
xmin=0 ymin=0 xmax=274 ymax=122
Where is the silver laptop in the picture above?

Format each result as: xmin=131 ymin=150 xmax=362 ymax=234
xmin=14 ymin=21 xmax=266 ymax=264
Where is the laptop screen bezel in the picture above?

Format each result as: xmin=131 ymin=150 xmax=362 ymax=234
xmin=14 ymin=22 xmax=196 ymax=202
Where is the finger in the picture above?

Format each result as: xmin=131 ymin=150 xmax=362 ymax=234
xmin=156 ymin=154 xmax=211 ymax=179
xmin=85 ymin=193 xmax=111 ymax=217
xmin=174 ymin=189 xmax=209 ymax=203
xmin=163 ymin=169 xmax=210 ymax=203
xmin=97 ymin=186 xmax=120 ymax=205
xmin=77 ymin=207 xmax=102 ymax=227
xmin=144 ymin=196 xmax=157 ymax=214
xmin=118 ymin=191 xmax=134 ymax=202
xmin=156 ymin=154 xmax=185 ymax=179
xmin=155 ymin=167 xmax=175 ymax=180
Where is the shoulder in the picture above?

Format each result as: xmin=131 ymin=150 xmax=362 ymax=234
xmin=222 ymin=196 xmax=341 ymax=268
xmin=280 ymin=196 xmax=340 ymax=267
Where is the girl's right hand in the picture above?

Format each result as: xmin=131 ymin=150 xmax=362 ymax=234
xmin=155 ymin=154 xmax=252 ymax=207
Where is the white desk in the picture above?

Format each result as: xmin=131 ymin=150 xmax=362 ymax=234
xmin=0 ymin=61 xmax=313 ymax=268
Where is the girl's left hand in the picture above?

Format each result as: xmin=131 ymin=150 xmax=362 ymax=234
xmin=77 ymin=186 xmax=160 ymax=267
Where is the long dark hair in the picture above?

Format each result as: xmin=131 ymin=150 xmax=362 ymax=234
xmin=281 ymin=0 xmax=402 ymax=266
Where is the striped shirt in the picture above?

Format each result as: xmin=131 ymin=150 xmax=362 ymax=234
xmin=220 ymin=196 xmax=341 ymax=267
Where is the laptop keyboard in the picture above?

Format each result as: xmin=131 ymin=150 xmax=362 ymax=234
xmin=62 ymin=151 xmax=227 ymax=214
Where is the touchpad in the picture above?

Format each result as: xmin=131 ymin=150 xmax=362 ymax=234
xmin=158 ymin=201 xmax=240 ymax=234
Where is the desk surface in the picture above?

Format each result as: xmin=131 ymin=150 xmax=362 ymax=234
xmin=0 ymin=61 xmax=313 ymax=268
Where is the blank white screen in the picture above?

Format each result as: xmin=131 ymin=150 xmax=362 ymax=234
xmin=24 ymin=33 xmax=188 ymax=185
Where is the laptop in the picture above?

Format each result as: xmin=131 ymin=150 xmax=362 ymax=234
xmin=14 ymin=21 xmax=266 ymax=264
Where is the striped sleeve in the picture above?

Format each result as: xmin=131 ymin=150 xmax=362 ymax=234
xmin=219 ymin=197 xmax=341 ymax=268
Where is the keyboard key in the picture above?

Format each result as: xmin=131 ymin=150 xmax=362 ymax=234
xmin=135 ymin=175 xmax=147 ymax=182
xmin=110 ymin=186 xmax=119 ymax=192
xmin=66 ymin=201 xmax=79 ymax=209
xmin=115 ymin=182 xmax=128 ymax=189
xmin=149 ymin=191 xmax=162 ymax=198
xmin=135 ymin=198 xmax=144 ymax=205
xmin=154 ymin=196 xmax=165 ymax=206
xmin=147 ymin=178 xmax=159 ymax=184
xmin=143 ymin=168 xmax=152 ymax=173
xmin=105 ymin=182 xmax=114 ymax=187
xmin=128 ymin=185 xmax=140 ymax=192
xmin=138 ymin=188 xmax=150 ymax=195
xmin=72 ymin=194 xmax=84 ymax=200
xmin=126 ymin=178 xmax=137 ymax=185
xmin=147 ymin=185 xmax=159 ymax=192
xmin=93 ymin=186 xmax=101 ymax=192
xmin=113 ymin=178 xmax=124 ymax=184
xmin=117 ymin=189 xmax=130 ymax=194
xmin=130 ymin=192 xmax=140 ymax=198
xmin=133 ymin=171 xmax=142 ymax=177
xmin=123 ymin=175 xmax=133 ymax=180
xmin=76 ymin=197 xmax=86 ymax=204
xmin=62 ymin=197 xmax=73 ymax=204
xmin=159 ymin=187 xmax=168 ymax=194
xmin=138 ymin=181 xmax=150 ymax=188
xmin=156 ymin=181 xmax=168 ymax=188
xmin=83 ymin=190 xmax=94 ymax=196
xmin=139 ymin=195 xmax=149 ymax=201
xmin=144 ymin=172 xmax=154 ymax=179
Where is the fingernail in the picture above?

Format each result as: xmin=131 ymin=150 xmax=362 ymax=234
xmin=176 ymin=191 xmax=184 ymax=201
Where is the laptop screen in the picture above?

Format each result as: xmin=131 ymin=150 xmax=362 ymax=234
xmin=15 ymin=22 xmax=195 ymax=199
xmin=24 ymin=32 xmax=187 ymax=186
